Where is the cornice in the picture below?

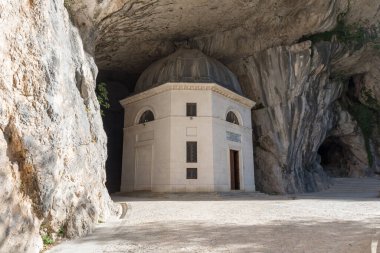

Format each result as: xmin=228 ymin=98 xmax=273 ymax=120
xmin=120 ymin=82 xmax=255 ymax=108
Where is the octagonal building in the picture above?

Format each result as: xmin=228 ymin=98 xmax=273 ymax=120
xmin=120 ymin=48 xmax=256 ymax=192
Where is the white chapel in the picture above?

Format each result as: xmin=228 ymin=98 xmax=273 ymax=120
xmin=120 ymin=48 xmax=256 ymax=192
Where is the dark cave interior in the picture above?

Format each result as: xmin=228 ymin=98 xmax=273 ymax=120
xmin=97 ymin=70 xmax=139 ymax=193
xmin=318 ymin=137 xmax=351 ymax=177
xmin=317 ymin=75 xmax=372 ymax=178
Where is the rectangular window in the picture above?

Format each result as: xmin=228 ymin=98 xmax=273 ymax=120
xmin=186 ymin=168 xmax=197 ymax=179
xmin=186 ymin=141 xmax=197 ymax=163
xmin=186 ymin=103 xmax=197 ymax=117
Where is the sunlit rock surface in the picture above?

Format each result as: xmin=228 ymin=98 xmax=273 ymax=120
xmin=0 ymin=1 xmax=119 ymax=252
xmin=1 ymin=0 xmax=380 ymax=252
xmin=230 ymin=42 xmax=341 ymax=193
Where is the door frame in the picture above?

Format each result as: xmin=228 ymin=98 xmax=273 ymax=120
xmin=134 ymin=142 xmax=154 ymax=191
xmin=228 ymin=147 xmax=243 ymax=190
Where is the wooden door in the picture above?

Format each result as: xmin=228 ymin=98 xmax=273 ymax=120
xmin=230 ymin=150 xmax=240 ymax=190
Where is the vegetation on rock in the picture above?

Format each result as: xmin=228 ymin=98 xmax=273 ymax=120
xmin=341 ymin=84 xmax=379 ymax=167
xmin=58 ymin=226 xmax=65 ymax=237
xmin=302 ymin=2 xmax=380 ymax=168
xmin=348 ymin=102 xmax=376 ymax=166
xmin=41 ymin=234 xmax=54 ymax=245
xmin=63 ymin=0 xmax=73 ymax=8
xmin=301 ymin=3 xmax=380 ymax=51
xmin=96 ymin=82 xmax=110 ymax=116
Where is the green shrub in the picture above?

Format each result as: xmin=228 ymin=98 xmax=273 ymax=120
xmin=348 ymin=102 xmax=376 ymax=166
xmin=58 ymin=226 xmax=65 ymax=237
xmin=96 ymin=82 xmax=110 ymax=116
xmin=361 ymin=88 xmax=380 ymax=110
xmin=64 ymin=0 xmax=72 ymax=8
xmin=42 ymin=234 xmax=54 ymax=245
xmin=300 ymin=2 xmax=380 ymax=50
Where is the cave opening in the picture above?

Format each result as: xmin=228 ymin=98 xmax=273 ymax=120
xmin=96 ymin=70 xmax=140 ymax=193
xmin=317 ymin=74 xmax=373 ymax=178
xmin=318 ymin=136 xmax=351 ymax=177
xmin=317 ymin=75 xmax=356 ymax=178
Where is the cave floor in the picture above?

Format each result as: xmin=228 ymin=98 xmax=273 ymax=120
xmin=47 ymin=178 xmax=380 ymax=253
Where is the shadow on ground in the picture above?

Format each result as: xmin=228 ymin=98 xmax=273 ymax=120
xmin=66 ymin=219 xmax=380 ymax=253
xmin=48 ymin=177 xmax=380 ymax=253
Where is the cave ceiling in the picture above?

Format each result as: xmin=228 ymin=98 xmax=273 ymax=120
xmin=93 ymin=0 xmax=343 ymax=73
xmin=86 ymin=0 xmax=380 ymax=73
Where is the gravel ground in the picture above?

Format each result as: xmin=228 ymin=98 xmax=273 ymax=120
xmin=47 ymin=190 xmax=380 ymax=253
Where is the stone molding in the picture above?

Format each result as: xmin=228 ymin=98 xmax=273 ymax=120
xmin=120 ymin=82 xmax=256 ymax=108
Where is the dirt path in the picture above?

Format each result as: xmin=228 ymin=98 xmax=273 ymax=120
xmin=47 ymin=179 xmax=380 ymax=253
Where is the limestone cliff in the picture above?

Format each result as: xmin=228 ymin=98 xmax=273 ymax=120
xmin=230 ymin=42 xmax=342 ymax=193
xmin=230 ymin=40 xmax=377 ymax=193
xmin=0 ymin=1 xmax=119 ymax=252
xmin=1 ymin=0 xmax=380 ymax=252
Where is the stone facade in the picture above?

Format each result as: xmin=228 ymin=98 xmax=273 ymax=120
xmin=120 ymin=83 xmax=255 ymax=192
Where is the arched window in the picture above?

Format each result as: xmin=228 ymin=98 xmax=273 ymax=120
xmin=139 ymin=110 xmax=154 ymax=124
xmin=226 ymin=111 xmax=239 ymax=125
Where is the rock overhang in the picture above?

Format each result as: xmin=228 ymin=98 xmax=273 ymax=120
xmin=90 ymin=0 xmax=356 ymax=73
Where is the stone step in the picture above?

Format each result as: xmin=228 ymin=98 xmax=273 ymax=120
xmin=327 ymin=187 xmax=380 ymax=189
xmin=330 ymin=183 xmax=380 ymax=185
xmin=326 ymin=187 xmax=380 ymax=190
xmin=328 ymin=188 xmax=380 ymax=190
xmin=329 ymin=184 xmax=380 ymax=186
xmin=327 ymin=191 xmax=380 ymax=193
xmin=296 ymin=177 xmax=380 ymax=198
xmin=328 ymin=186 xmax=380 ymax=188
xmin=332 ymin=183 xmax=380 ymax=186
xmin=326 ymin=188 xmax=380 ymax=191
xmin=217 ymin=191 xmax=267 ymax=197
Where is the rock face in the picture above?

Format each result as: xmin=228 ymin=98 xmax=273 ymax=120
xmin=230 ymin=42 xmax=342 ymax=193
xmin=321 ymin=103 xmax=369 ymax=177
xmin=82 ymin=0 xmax=379 ymax=193
xmin=1 ymin=0 xmax=380 ymax=252
xmin=93 ymin=0 xmax=344 ymax=73
xmin=64 ymin=0 xmax=378 ymax=74
xmin=0 ymin=1 xmax=119 ymax=252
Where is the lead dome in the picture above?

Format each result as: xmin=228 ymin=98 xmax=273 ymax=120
xmin=135 ymin=48 xmax=243 ymax=95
